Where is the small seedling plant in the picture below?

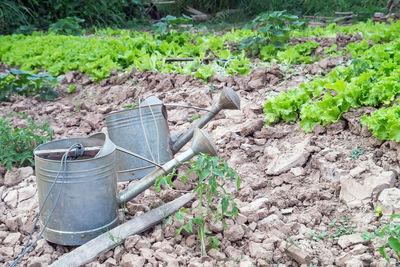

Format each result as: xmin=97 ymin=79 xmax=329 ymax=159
xmin=350 ymin=146 xmax=366 ymax=160
xmin=0 ymin=112 xmax=53 ymax=169
xmin=308 ymin=217 xmax=356 ymax=242
xmin=156 ymin=153 xmax=241 ymax=256
xmin=363 ymin=214 xmax=400 ymax=263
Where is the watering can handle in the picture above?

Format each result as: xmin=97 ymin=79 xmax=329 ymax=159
xmin=164 ymin=103 xmax=211 ymax=112
xmin=115 ymin=145 xmax=164 ymax=169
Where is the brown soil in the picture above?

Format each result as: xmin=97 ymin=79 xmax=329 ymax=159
xmin=0 ymin=59 xmax=398 ymax=267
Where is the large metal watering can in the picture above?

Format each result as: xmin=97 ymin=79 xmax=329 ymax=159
xmin=105 ymin=87 xmax=240 ymax=182
xmin=34 ymin=128 xmax=217 ymax=246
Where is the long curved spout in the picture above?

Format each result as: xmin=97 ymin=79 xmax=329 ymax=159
xmin=117 ymin=128 xmax=217 ymax=205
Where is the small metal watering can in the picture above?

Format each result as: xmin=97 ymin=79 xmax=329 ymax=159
xmin=105 ymin=87 xmax=240 ymax=182
xmin=34 ymin=128 xmax=217 ymax=246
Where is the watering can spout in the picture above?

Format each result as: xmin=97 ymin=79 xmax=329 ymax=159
xmin=117 ymin=128 xmax=217 ymax=204
xmin=170 ymin=87 xmax=240 ymax=154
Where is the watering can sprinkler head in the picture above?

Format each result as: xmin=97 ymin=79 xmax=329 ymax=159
xmin=170 ymin=87 xmax=240 ymax=154
xmin=191 ymin=128 xmax=217 ymax=156
xmin=216 ymin=87 xmax=241 ymax=111
xmin=118 ymin=127 xmax=217 ymax=204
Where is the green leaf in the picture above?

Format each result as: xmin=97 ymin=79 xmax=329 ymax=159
xmin=174 ymin=211 xmax=184 ymax=223
xmin=379 ymin=246 xmax=391 ymax=263
xmin=221 ymin=197 xmax=229 ymax=214
xmin=388 ymin=237 xmax=400 ymax=253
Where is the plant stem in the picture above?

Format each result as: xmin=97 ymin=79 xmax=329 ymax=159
xmin=199 ymin=223 xmax=207 ymax=256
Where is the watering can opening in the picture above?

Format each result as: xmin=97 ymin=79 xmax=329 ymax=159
xmin=34 ymin=132 xmax=115 ymax=162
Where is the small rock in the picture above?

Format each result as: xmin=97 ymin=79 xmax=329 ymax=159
xmin=4 ymin=190 xmax=18 ymax=208
xmin=188 ymin=261 xmax=203 ymax=267
xmin=135 ymin=239 xmax=151 ymax=249
xmin=225 ymin=245 xmax=243 ymax=260
xmin=286 ymin=245 xmax=311 ymax=264
xmin=35 ymin=239 xmax=54 ymax=254
xmin=338 ymin=233 xmax=366 ymax=249
xmin=326 ymin=120 xmax=346 ymax=135
xmin=0 ymin=246 xmax=13 ymax=257
xmin=19 ymin=166 xmax=34 ymax=178
xmin=208 ymin=248 xmax=225 ymax=260
xmin=344 ymin=258 xmax=363 ymax=267
xmin=81 ymin=76 xmax=92 ymax=86
xmin=281 ymin=208 xmax=293 ymax=215
xmin=104 ymin=258 xmax=117 ymax=266
xmin=79 ymin=121 xmax=92 ymax=134
xmin=223 ymin=225 xmax=244 ymax=242
xmin=239 ymin=197 xmax=269 ymax=217
xmin=208 ymin=221 xmax=224 ymax=233
xmin=186 ymin=235 xmax=197 ymax=247
xmin=312 ymin=157 xmax=340 ymax=181
xmin=26 ymin=254 xmax=52 ymax=267
xmin=17 ymin=197 xmax=37 ymax=213
xmin=236 ymin=119 xmax=264 ymax=137
xmin=239 ymin=261 xmax=254 ymax=267
xmin=4 ymin=169 xmax=22 ymax=186
xmin=64 ymin=72 xmax=75 ymax=83
xmin=290 ymin=167 xmax=304 ymax=177
xmin=249 ymin=241 xmax=271 ymax=258
xmin=84 ymin=113 xmax=103 ymax=130
xmin=318 ymin=58 xmax=329 ymax=69
xmin=44 ymin=105 xmax=57 ymax=114
xmin=120 ymin=254 xmax=145 ymax=267
xmin=340 ymin=163 xmax=395 ymax=207
xmin=140 ymin=248 xmax=153 ymax=259
xmin=124 ymin=235 xmax=140 ymax=251
xmin=18 ymin=184 xmax=36 ymax=202
xmin=3 ymin=232 xmax=22 ymax=246
xmin=98 ymin=106 xmax=113 ymax=114
xmin=154 ymin=250 xmax=179 ymax=266
xmin=312 ymin=124 xmax=326 ymax=134
xmin=265 ymin=139 xmax=311 ymax=176
xmin=325 ymin=151 xmax=339 ymax=162
xmin=113 ymin=246 xmax=125 ymax=262
xmin=377 ymin=188 xmax=400 ymax=215
xmin=350 ymin=244 xmax=368 ymax=255
xmin=254 ymin=127 xmax=289 ymax=139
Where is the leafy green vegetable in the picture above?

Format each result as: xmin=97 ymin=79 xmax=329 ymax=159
xmin=0 ymin=68 xmax=59 ymax=101
xmin=264 ymin=38 xmax=400 ymax=132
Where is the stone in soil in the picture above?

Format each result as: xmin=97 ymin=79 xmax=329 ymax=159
xmin=285 ymin=245 xmax=311 ymax=265
xmin=340 ymin=161 xmax=396 ymax=207
xmin=377 ymin=187 xmax=400 ymax=215
xmin=265 ymin=138 xmax=311 ymax=176
xmin=337 ymin=233 xmax=367 ymax=249
xmin=4 ymin=166 xmax=33 ymax=187
xmin=120 ymin=254 xmax=145 ymax=267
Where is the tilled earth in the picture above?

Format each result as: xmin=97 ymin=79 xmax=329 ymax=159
xmin=0 ymin=56 xmax=399 ymax=267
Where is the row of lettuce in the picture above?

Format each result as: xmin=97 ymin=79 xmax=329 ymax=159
xmin=264 ymin=28 xmax=400 ymax=142
xmin=1 ymin=20 xmax=400 ymax=82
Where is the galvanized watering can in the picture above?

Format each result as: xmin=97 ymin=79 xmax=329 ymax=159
xmin=34 ymin=128 xmax=217 ymax=246
xmin=105 ymin=87 xmax=240 ymax=182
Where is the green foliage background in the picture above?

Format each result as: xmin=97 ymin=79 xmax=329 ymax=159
xmin=0 ymin=0 xmax=146 ymax=34
xmin=0 ymin=0 xmax=387 ymax=34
